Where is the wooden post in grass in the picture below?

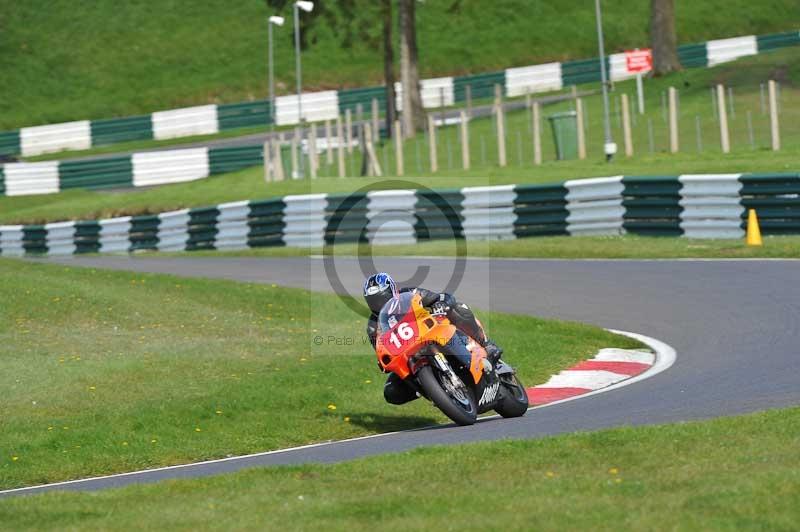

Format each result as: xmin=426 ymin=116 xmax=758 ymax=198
xmin=669 ymin=87 xmax=679 ymax=153
xmin=496 ymin=103 xmax=507 ymax=167
xmin=427 ymin=115 xmax=438 ymax=173
xmin=532 ymin=101 xmax=542 ymax=165
xmin=308 ymin=124 xmax=318 ymax=179
xmin=263 ymin=140 xmax=272 ymax=183
xmin=460 ymin=110 xmax=470 ymax=170
xmin=576 ymin=98 xmax=587 ymax=159
xmin=768 ymin=80 xmax=780 ymax=151
xmin=466 ymin=84 xmax=473 ymax=118
xmin=494 ymin=83 xmax=503 ymax=107
xmin=394 ymin=119 xmax=404 ymax=176
xmin=336 ymin=115 xmax=346 ymax=178
xmin=345 ymin=109 xmax=353 ymax=154
xmin=364 ymin=122 xmax=382 ymax=177
xmin=371 ymin=98 xmax=380 ymax=144
xmin=621 ymin=94 xmax=633 ymax=157
xmin=716 ymin=85 xmax=730 ymax=154
xmin=273 ymin=137 xmax=285 ymax=181
xmin=325 ymin=119 xmax=333 ymax=164
xmin=291 ymin=129 xmax=299 ymax=178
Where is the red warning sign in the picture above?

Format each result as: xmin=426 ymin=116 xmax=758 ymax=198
xmin=625 ymin=48 xmax=653 ymax=74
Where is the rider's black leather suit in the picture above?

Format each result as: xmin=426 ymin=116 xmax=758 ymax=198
xmin=366 ymin=287 xmax=488 ymax=405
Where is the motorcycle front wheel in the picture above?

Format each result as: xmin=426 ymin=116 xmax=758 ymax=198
xmin=494 ymin=373 xmax=529 ymax=418
xmin=417 ymin=365 xmax=478 ymax=426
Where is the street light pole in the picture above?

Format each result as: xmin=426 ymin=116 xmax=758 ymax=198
xmin=293 ymin=1 xmax=314 ymax=177
xmin=594 ymin=0 xmax=616 ymax=162
xmin=268 ymin=16 xmax=285 ymax=132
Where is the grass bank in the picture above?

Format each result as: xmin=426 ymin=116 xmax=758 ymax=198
xmin=2 ymin=407 xmax=798 ymax=530
xmin=0 ymin=258 xmax=641 ymax=490
xmin=2 ymin=0 xmax=798 ymax=129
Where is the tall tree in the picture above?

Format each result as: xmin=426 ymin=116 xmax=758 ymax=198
xmin=399 ymin=0 xmax=425 ymax=137
xmin=650 ymin=0 xmax=681 ymax=75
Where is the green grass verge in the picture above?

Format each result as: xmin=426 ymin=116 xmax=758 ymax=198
xmin=165 ymin=235 xmax=800 ymax=260
xmin=3 ymin=407 xmax=798 ymax=530
xmin=0 ymin=258 xmax=642 ymax=490
xmin=2 ymin=0 xmax=798 ymax=129
xmin=1 ymin=50 xmax=798 ymax=226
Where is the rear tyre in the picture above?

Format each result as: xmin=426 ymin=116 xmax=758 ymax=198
xmin=417 ymin=365 xmax=478 ymax=426
xmin=495 ymin=373 xmax=529 ymax=418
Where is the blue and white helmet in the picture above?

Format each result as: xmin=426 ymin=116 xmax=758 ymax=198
xmin=363 ymin=272 xmax=399 ymax=314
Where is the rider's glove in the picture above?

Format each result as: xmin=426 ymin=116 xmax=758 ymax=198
xmin=430 ymin=301 xmax=449 ymax=316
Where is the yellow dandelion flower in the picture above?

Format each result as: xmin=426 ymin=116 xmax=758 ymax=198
xmin=89 ymin=386 xmax=96 ymax=391
xmin=12 ymin=456 xmax=19 ymax=461
xmin=545 ymin=471 xmax=555 ymax=478
xmin=195 ymin=427 xmax=202 ymax=432
xmin=615 ymin=478 xmax=622 ymax=484
xmin=344 ymin=417 xmax=351 ymax=422
xmin=609 ymin=467 xmax=619 ymax=475
xmin=364 ymin=380 xmax=372 ymax=384
xmin=151 ymin=439 xmax=157 ymax=444
xmin=47 ymin=426 xmax=53 ymax=431
xmin=122 ymin=442 xmax=128 ymax=446
xmin=215 ymin=410 xmax=223 ymax=415
xmin=327 ymin=404 xmax=337 ymax=410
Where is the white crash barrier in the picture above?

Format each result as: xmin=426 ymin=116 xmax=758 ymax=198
xmin=366 ymin=190 xmax=418 ymax=245
xmin=505 ymin=62 xmax=563 ymax=97
xmin=152 ymin=105 xmax=219 ymax=141
xmin=156 ymin=210 xmax=190 ymax=252
xmin=98 ymin=216 xmax=133 ymax=253
xmin=132 ymin=148 xmax=210 ymax=187
xmin=20 ymin=120 xmax=92 ymax=157
xmin=706 ymin=36 xmax=757 ymax=66
xmin=679 ymin=174 xmax=744 ymax=239
xmin=395 ymin=77 xmax=454 ymax=111
xmin=0 ymin=225 xmax=26 ymax=256
xmin=275 ymin=91 xmax=339 ymax=126
xmin=3 ymin=161 xmax=60 ymax=196
xmin=282 ymin=194 xmax=328 ymax=247
xmin=214 ymin=200 xmax=251 ymax=250
xmin=44 ymin=221 xmax=77 ymax=255
xmin=460 ymin=185 xmax=517 ymax=240
xmin=565 ymin=176 xmax=625 ymax=235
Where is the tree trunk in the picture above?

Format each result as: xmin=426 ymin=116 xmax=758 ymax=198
xmin=650 ymin=0 xmax=681 ymax=75
xmin=382 ymin=0 xmax=396 ymax=139
xmin=399 ymin=0 xmax=425 ymax=137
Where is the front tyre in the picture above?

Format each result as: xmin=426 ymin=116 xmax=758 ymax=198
xmin=494 ymin=373 xmax=529 ymax=418
xmin=416 ymin=365 xmax=478 ymax=426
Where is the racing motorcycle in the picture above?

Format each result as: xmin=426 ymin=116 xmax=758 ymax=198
xmin=375 ymin=291 xmax=529 ymax=425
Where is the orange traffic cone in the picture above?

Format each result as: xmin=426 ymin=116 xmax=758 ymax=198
xmin=746 ymin=209 xmax=762 ymax=246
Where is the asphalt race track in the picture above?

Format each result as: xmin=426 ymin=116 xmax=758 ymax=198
xmin=7 ymin=256 xmax=800 ymax=496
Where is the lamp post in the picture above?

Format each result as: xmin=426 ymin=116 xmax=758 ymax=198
xmin=268 ymin=16 xmax=285 ymax=132
xmin=294 ymin=1 xmax=314 ymax=177
xmin=594 ymin=0 xmax=616 ymax=162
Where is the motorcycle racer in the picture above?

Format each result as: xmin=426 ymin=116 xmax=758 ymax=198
xmin=363 ymin=272 xmax=503 ymax=405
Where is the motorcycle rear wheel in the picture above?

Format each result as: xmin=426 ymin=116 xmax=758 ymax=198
xmin=417 ymin=365 xmax=478 ymax=426
xmin=494 ymin=373 xmax=529 ymax=418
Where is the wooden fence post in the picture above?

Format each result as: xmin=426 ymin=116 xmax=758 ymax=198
xmin=336 ymin=115 xmax=346 ymax=178
xmin=427 ymin=115 xmax=438 ymax=173
xmin=768 ymin=80 xmax=780 ymax=151
xmin=576 ymin=98 xmax=586 ymax=159
xmin=371 ymin=98 xmax=380 ymax=144
xmin=325 ymin=119 xmax=333 ymax=164
xmin=460 ymin=110 xmax=470 ymax=170
xmin=532 ymin=101 xmax=542 ymax=165
xmin=308 ymin=124 xmax=318 ymax=179
xmin=717 ymin=84 xmax=730 ymax=153
xmin=394 ymin=119 xmax=404 ymax=176
xmin=496 ymin=103 xmax=507 ymax=167
xmin=345 ymin=109 xmax=353 ymax=154
xmin=668 ymin=87 xmax=679 ymax=153
xmin=621 ymin=94 xmax=633 ymax=157
xmin=291 ymin=129 xmax=299 ymax=178
xmin=272 ymin=137 xmax=285 ymax=181
xmin=263 ymin=140 xmax=272 ymax=183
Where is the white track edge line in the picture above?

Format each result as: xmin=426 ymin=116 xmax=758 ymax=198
xmin=0 ymin=328 xmax=676 ymax=497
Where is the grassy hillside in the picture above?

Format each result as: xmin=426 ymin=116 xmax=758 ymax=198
xmin=1 ymin=49 xmax=797 ymax=226
xmin=0 ymin=0 xmax=798 ymax=129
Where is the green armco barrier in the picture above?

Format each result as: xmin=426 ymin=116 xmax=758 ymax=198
xmin=90 ymin=115 xmax=153 ymax=146
xmin=0 ymin=130 xmax=21 ymax=157
xmin=324 ymin=193 xmax=369 ymax=244
xmin=512 ymin=184 xmax=569 ymax=237
xmin=208 ymin=145 xmax=263 ymax=175
xmin=757 ymin=30 xmax=800 ymax=52
xmin=0 ymin=165 xmax=5 ymax=195
xmin=247 ymin=198 xmax=285 ymax=248
xmin=561 ymin=57 xmax=610 ymax=86
xmin=338 ymin=86 xmax=386 ymax=115
xmin=414 ymin=189 xmax=464 ymax=240
xmin=622 ymin=176 xmax=683 ymax=236
xmin=739 ymin=173 xmax=800 ymax=235
xmin=59 ymin=156 xmax=134 ymax=190
xmin=22 ymin=225 xmax=47 ymax=254
xmin=218 ymin=100 xmax=271 ymax=130
xmin=678 ymin=43 xmax=709 ymax=68
xmin=129 ymin=215 xmax=160 ymax=251
xmin=74 ymin=221 xmax=101 ymax=254
xmin=454 ymin=71 xmax=506 ymax=101
xmin=186 ymin=206 xmax=219 ymax=251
